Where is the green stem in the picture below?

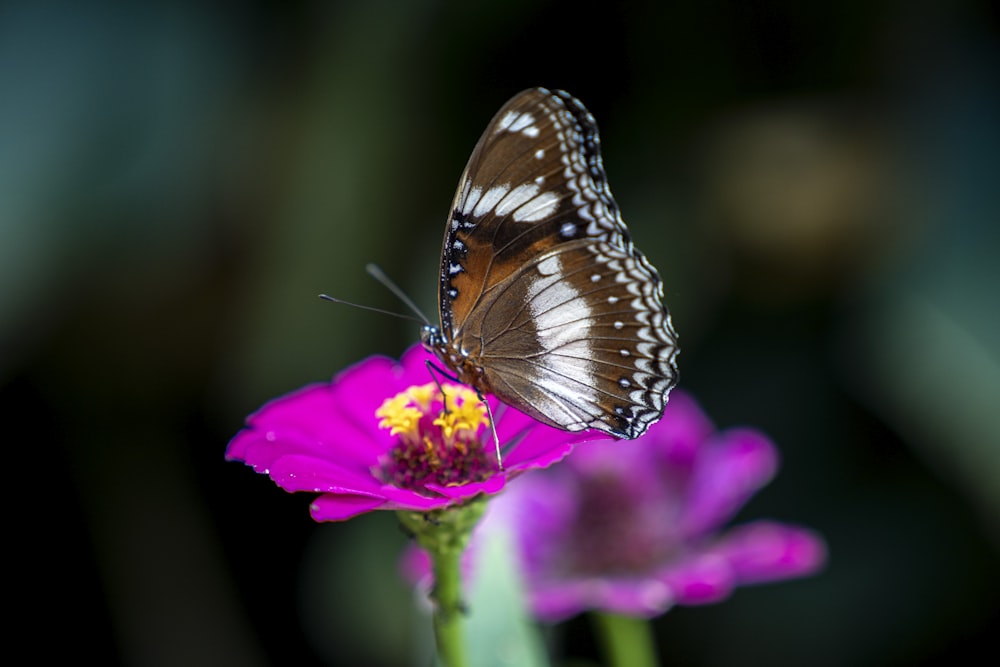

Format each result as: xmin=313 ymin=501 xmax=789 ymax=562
xmin=430 ymin=545 xmax=467 ymax=667
xmin=592 ymin=612 xmax=659 ymax=667
xmin=397 ymin=498 xmax=486 ymax=667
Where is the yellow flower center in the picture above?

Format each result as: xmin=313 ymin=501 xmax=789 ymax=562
xmin=374 ymin=383 xmax=496 ymax=490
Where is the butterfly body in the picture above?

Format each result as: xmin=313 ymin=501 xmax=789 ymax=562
xmin=422 ymin=88 xmax=678 ymax=439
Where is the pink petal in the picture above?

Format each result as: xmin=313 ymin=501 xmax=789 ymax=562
xmin=713 ymin=521 xmax=828 ymax=583
xmin=650 ymin=390 xmax=717 ymax=466
xmin=680 ymin=428 xmax=779 ymax=537
xmin=374 ymin=485 xmax=459 ymax=512
xmin=528 ymin=581 xmax=605 ymax=623
xmin=495 ymin=406 xmax=595 ymax=471
xmin=596 ymin=578 xmax=676 ymax=617
xmin=226 ymin=382 xmax=385 ymax=471
xmin=326 ymin=358 xmax=401 ymax=448
xmin=399 ymin=343 xmax=440 ymax=378
xmin=659 ymin=552 xmax=737 ymax=605
xmin=310 ymin=493 xmax=387 ymax=521
xmin=266 ymin=454 xmax=382 ymax=495
xmin=528 ymin=577 xmax=675 ymax=622
xmin=424 ymin=474 xmax=506 ymax=500
xmin=398 ymin=544 xmax=433 ymax=587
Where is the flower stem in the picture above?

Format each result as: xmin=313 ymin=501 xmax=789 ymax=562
xmin=592 ymin=612 xmax=659 ymax=667
xmin=431 ymin=544 xmax=467 ymax=667
xmin=397 ymin=497 xmax=487 ymax=667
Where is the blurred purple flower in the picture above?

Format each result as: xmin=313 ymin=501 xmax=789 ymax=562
xmin=226 ymin=344 xmax=592 ymax=522
xmin=402 ymin=390 xmax=826 ymax=621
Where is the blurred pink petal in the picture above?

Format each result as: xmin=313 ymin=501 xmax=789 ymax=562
xmin=402 ymin=389 xmax=827 ymax=621
xmin=712 ymin=520 xmax=828 ymax=584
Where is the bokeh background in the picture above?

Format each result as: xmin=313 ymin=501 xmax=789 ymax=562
xmin=4 ymin=1 xmax=998 ymax=665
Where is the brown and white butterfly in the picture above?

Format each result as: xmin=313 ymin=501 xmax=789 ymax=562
xmin=421 ymin=87 xmax=679 ymax=440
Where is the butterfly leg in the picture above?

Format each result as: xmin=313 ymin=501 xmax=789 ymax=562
xmin=476 ymin=390 xmax=503 ymax=472
xmin=425 ymin=360 xmax=459 ymax=414
xmin=424 ymin=360 xmax=504 ymax=471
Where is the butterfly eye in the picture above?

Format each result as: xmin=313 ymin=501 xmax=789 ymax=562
xmin=419 ymin=325 xmax=440 ymax=349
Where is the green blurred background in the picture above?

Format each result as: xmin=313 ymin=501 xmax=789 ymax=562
xmin=3 ymin=1 xmax=998 ymax=665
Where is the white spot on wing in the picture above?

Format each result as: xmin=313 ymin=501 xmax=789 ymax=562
xmin=455 ymin=178 xmax=472 ymax=214
xmin=536 ymin=255 xmax=561 ymax=276
xmin=497 ymin=111 xmax=536 ymax=134
xmin=473 ymin=184 xmax=511 ymax=217
xmin=496 ymin=111 xmax=517 ymax=132
xmin=524 ymin=253 xmax=600 ymax=410
xmin=513 ymin=191 xmax=560 ymax=222
xmin=460 ymin=185 xmax=484 ymax=216
xmin=495 ymin=183 xmax=540 ymax=216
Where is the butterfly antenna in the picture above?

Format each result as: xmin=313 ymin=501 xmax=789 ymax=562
xmin=365 ymin=263 xmax=432 ymax=325
xmin=318 ymin=294 xmax=424 ymax=324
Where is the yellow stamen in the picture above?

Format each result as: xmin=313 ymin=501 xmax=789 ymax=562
xmin=422 ymin=435 xmax=440 ymax=467
xmin=433 ymin=386 xmax=488 ymax=440
xmin=375 ymin=394 xmax=422 ymax=437
xmin=405 ymin=383 xmax=438 ymax=410
xmin=377 ymin=383 xmax=489 ymax=445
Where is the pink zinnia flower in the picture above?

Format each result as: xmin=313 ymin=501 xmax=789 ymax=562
xmin=226 ymin=344 xmax=593 ymax=521
xmin=402 ymin=390 xmax=826 ymax=621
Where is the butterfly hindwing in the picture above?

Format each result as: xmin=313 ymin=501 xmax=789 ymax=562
xmin=461 ymin=238 xmax=675 ymax=438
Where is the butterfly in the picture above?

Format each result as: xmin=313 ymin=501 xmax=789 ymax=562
xmin=420 ymin=88 xmax=679 ymax=440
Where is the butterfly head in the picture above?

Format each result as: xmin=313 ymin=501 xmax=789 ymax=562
xmin=420 ymin=324 xmax=485 ymax=389
xmin=419 ymin=324 xmax=456 ymax=373
xmin=419 ymin=324 xmax=447 ymax=353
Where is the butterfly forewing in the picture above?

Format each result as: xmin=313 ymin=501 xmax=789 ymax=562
xmin=428 ymin=87 xmax=678 ymax=439
xmin=442 ymin=89 xmax=591 ymax=332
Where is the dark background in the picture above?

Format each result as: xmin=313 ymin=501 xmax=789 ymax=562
xmin=4 ymin=1 xmax=998 ymax=665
